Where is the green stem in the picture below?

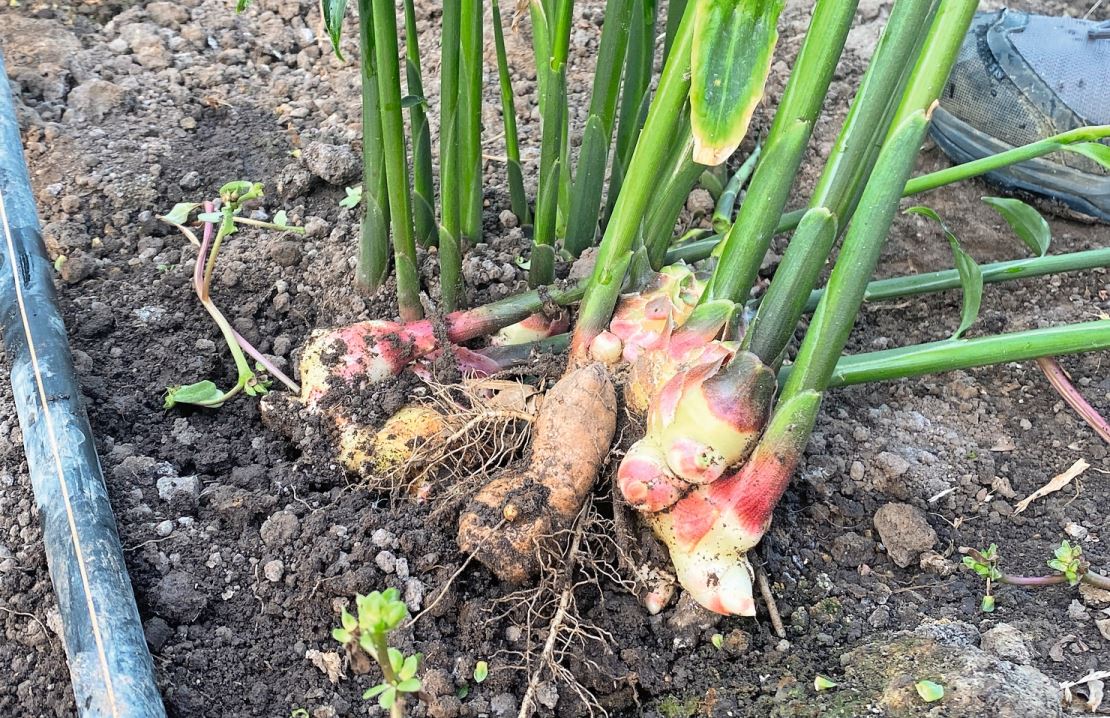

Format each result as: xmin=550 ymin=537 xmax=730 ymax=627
xmin=369 ymin=632 xmax=404 ymax=718
xmin=491 ymin=0 xmax=531 ymax=225
xmin=702 ymin=0 xmax=860 ymax=306
xmin=440 ymin=0 xmax=463 ymax=311
xmin=404 ymin=0 xmax=436 ymax=248
xmin=781 ymin=0 xmax=981 ymax=400
xmin=356 ymin=0 xmax=391 ymax=294
xmin=644 ymin=117 xmax=705 ymax=269
xmin=606 ymin=0 xmax=658 ymax=221
xmin=460 ymin=0 xmax=485 ymax=244
xmin=231 ymin=217 xmax=306 ymax=234
xmin=372 ymin=0 xmax=421 ymax=321
xmin=571 ymin=1 xmax=695 ymax=356
xmin=742 ymin=0 xmax=938 ymax=363
xmin=807 ymin=320 xmax=1110 ymax=387
xmin=711 ymin=143 xmax=761 ymax=233
xmin=564 ymin=0 xmax=634 ymax=256
xmin=801 ymin=246 xmax=1110 ymax=311
xmin=530 ymin=0 xmax=574 ymax=286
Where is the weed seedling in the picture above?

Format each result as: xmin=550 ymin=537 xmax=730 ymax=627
xmin=962 ymin=540 xmax=1110 ymax=611
xmin=159 ymin=180 xmax=302 ymax=408
xmin=332 ymin=589 xmax=422 ymax=717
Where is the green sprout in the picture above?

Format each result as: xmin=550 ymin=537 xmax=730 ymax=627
xmin=472 ymin=660 xmax=488 ymax=684
xmin=160 ymin=181 xmax=303 ymax=409
xmin=915 ymin=680 xmax=944 ymax=703
xmin=332 ymin=589 xmax=422 ymax=717
xmin=340 ymin=185 xmax=363 ymax=209
xmin=1047 ymin=540 xmax=1084 ymax=586
xmin=961 ymin=543 xmax=1001 ymax=613
xmin=710 ymin=633 xmax=723 ymax=650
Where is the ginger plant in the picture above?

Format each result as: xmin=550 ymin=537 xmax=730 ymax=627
xmin=332 ymin=589 xmax=422 ymax=717
xmin=232 ymin=0 xmax=1110 ymax=619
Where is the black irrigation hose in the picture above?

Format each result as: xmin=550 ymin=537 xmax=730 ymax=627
xmin=0 ymin=55 xmax=165 ymax=716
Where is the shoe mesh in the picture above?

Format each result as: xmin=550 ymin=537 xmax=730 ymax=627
xmin=941 ymin=12 xmax=1107 ymax=175
xmin=1011 ymin=15 xmax=1110 ymax=125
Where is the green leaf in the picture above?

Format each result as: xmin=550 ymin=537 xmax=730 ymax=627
xmin=456 ymin=683 xmax=470 ymax=699
xmin=400 ymin=654 xmax=420 ymax=681
xmin=341 ymin=607 xmax=357 ymax=632
xmin=164 ymin=380 xmax=225 ymax=409
xmin=396 ymin=678 xmax=421 ymax=693
xmin=690 ymin=0 xmax=785 ymax=165
xmin=1062 ymin=142 xmax=1110 ymax=170
xmin=197 ymin=212 xmax=223 ymax=224
xmin=915 ymin=680 xmax=944 ymax=703
xmin=358 ymin=633 xmax=375 ymax=654
xmin=947 ymin=234 xmax=982 ymax=339
xmin=321 ymin=0 xmax=350 ymax=61
xmin=235 ymin=0 xmax=251 ymax=10
xmin=1047 ymin=558 xmax=1068 ymax=573
xmin=162 ymin=202 xmax=199 ymax=225
xmin=982 ymin=196 xmax=1050 ymax=257
xmin=331 ymin=627 xmax=351 ymax=644
xmin=377 ymin=686 xmax=397 ymax=710
xmin=272 ymin=210 xmax=289 ymax=227
xmin=905 ymin=206 xmax=982 ymax=338
xmin=388 ymin=647 xmax=404 ymax=674
xmin=710 ymin=634 xmax=723 ymax=650
xmin=340 ymin=185 xmax=363 ymax=210
xmin=473 ymin=660 xmax=488 ymax=684
xmin=401 ymin=94 xmax=426 ymax=109
xmin=813 ymin=675 xmax=837 ymax=691
xmin=980 ymin=594 xmax=995 ymax=613
xmin=363 ymin=683 xmax=389 ymax=700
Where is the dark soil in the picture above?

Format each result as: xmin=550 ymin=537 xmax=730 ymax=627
xmin=0 ymin=0 xmax=1107 ymax=717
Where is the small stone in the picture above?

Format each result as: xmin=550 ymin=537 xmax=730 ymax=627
xmin=404 ymin=579 xmax=424 ymax=611
xmin=179 ymin=116 xmax=197 ymax=130
xmin=301 ymin=141 xmax=360 ymax=185
xmin=499 ymin=209 xmax=519 ymax=228
xmin=394 ymin=557 xmax=410 ymax=580
xmin=303 ymin=217 xmax=328 ymax=238
xmin=868 ymin=606 xmax=891 ymax=628
xmin=259 ymin=511 xmax=301 ymax=547
xmin=59 ymin=251 xmax=96 ymax=284
xmin=536 ymin=682 xmax=559 ymax=709
xmin=155 ymin=520 xmax=174 ymax=537
xmin=830 ymin=531 xmax=874 ymax=567
xmin=873 ymin=502 xmax=937 ymax=568
xmin=875 ymin=451 xmax=910 ymax=478
xmin=980 ymin=623 xmax=1032 ymax=664
xmin=849 ymin=460 xmax=865 ymax=480
xmin=269 ymin=241 xmax=302 ymax=267
xmin=179 ymin=171 xmax=202 ymax=191
xmin=1067 ymin=599 xmax=1089 ymax=621
xmin=263 ymin=559 xmax=284 ymax=582
xmin=156 ymin=474 xmax=202 ymax=503
xmin=375 ymin=550 xmax=397 ymax=574
xmin=371 ymin=529 xmax=396 ymax=548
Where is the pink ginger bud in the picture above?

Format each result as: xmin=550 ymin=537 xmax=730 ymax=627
xmin=491 ymin=310 xmax=569 ymax=346
xmin=608 ymin=265 xmax=705 ymax=363
xmin=589 ymin=331 xmax=624 ymax=364
xmin=299 ymin=320 xmax=438 ymax=406
xmin=645 ymin=391 xmax=821 ymax=616
xmin=648 ymin=351 xmax=776 ymax=484
xmin=617 ymin=439 xmax=687 ymax=512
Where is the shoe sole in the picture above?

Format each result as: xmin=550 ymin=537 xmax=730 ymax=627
xmin=930 ymin=107 xmax=1110 ymax=223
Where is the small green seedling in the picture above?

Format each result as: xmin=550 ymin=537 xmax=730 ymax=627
xmin=1047 ymin=540 xmax=1084 ymax=586
xmin=160 ymin=180 xmax=303 ymax=409
xmin=340 ymin=185 xmax=363 ymax=210
xmin=473 ymin=660 xmax=488 ymax=684
xmin=961 ymin=544 xmax=1001 ymax=613
xmin=961 ymin=539 xmax=1110 ymax=610
xmin=710 ymin=633 xmax=723 ymax=650
xmin=915 ymin=680 xmax=944 ymax=703
xmin=290 ymin=709 xmax=309 ymax=718
xmin=333 ymin=589 xmax=422 ymax=716
xmin=813 ymin=675 xmax=837 ymax=692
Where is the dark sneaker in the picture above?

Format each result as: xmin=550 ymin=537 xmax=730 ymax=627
xmin=931 ymin=9 xmax=1110 ymax=222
